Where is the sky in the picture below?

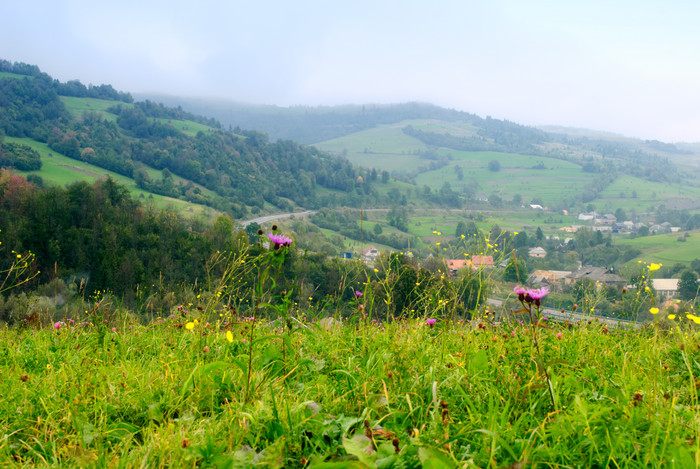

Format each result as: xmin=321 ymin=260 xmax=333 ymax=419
xmin=2 ymin=0 xmax=700 ymax=143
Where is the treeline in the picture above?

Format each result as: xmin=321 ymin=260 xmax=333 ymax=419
xmin=0 ymin=59 xmax=133 ymax=103
xmin=0 ymin=174 xmax=485 ymax=323
xmin=0 ymin=142 xmax=41 ymax=171
xmin=137 ymin=99 xmax=482 ymax=144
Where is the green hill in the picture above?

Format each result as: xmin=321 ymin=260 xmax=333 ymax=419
xmin=0 ymin=59 xmax=364 ymax=221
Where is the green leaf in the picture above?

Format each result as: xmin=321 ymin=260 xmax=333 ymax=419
xmin=147 ymin=402 xmax=163 ymax=423
xmin=343 ymin=434 xmax=376 ymax=467
xmin=418 ymin=447 xmax=455 ymax=469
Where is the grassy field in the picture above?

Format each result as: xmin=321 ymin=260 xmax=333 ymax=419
xmin=0 ymin=72 xmax=30 ymax=80
xmin=1 ymin=296 xmax=698 ymax=467
xmin=596 ymin=175 xmax=700 ymax=213
xmin=6 ymin=136 xmax=219 ymax=220
xmin=60 ymin=97 xmax=216 ymax=136
xmin=315 ymin=121 xmax=430 ymax=172
xmin=617 ymin=232 xmax=700 ymax=267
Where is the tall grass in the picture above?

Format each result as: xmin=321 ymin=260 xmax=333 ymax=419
xmin=1 ymin=232 xmax=699 ymax=467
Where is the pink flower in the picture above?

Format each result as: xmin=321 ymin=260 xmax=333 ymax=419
xmin=355 ymin=290 xmax=363 ymax=298
xmin=267 ymin=233 xmax=293 ymax=247
xmin=524 ymin=287 xmax=549 ymax=306
xmin=53 ymin=322 xmax=61 ymax=330
xmin=527 ymin=287 xmax=549 ymax=300
xmin=556 ymin=332 xmax=563 ymax=339
xmin=514 ymin=285 xmax=527 ymax=301
xmin=426 ymin=318 xmax=437 ymax=326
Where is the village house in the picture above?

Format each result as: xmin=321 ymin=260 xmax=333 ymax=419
xmin=652 ymin=279 xmax=679 ymax=300
xmin=469 ymin=255 xmax=494 ymax=270
xmin=361 ymin=245 xmax=379 ymax=263
xmin=565 ymin=266 xmax=625 ymax=286
xmin=527 ymin=269 xmax=572 ymax=289
xmin=528 ymin=247 xmax=547 ymax=258
xmin=446 ymin=259 xmax=469 ymax=276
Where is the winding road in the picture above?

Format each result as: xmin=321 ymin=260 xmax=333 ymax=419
xmin=240 ymin=210 xmax=316 ymax=227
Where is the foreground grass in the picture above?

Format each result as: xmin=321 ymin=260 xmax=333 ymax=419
xmin=1 ymin=315 xmax=699 ymax=467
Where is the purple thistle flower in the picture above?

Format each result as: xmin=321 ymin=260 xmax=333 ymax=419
xmin=355 ymin=290 xmax=363 ymax=298
xmin=268 ymin=233 xmax=293 ymax=247
xmin=426 ymin=318 xmax=437 ymax=326
xmin=514 ymin=285 xmax=527 ymax=301
xmin=527 ymin=287 xmax=549 ymax=300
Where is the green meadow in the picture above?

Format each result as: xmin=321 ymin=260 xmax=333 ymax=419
xmin=1 ymin=264 xmax=699 ymax=467
xmin=60 ymin=97 xmax=216 ymax=136
xmin=617 ymin=232 xmax=700 ymax=267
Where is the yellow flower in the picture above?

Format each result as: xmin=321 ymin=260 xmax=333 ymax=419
xmin=649 ymin=307 xmax=659 ymax=315
xmin=226 ymin=330 xmax=233 ymax=342
xmin=461 ymin=234 xmax=465 ymax=238
xmin=648 ymin=263 xmax=662 ymax=271
xmin=667 ymin=314 xmax=676 ymax=320
xmin=185 ymin=322 xmax=195 ymax=330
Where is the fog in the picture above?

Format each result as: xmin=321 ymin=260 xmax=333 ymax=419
xmin=2 ymin=0 xmax=699 ymax=142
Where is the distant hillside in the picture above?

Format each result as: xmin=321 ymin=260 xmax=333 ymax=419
xmin=0 ymin=60 xmax=367 ymax=218
xmin=134 ymin=94 xmax=479 ymax=144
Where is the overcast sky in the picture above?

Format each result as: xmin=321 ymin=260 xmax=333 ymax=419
xmin=2 ymin=0 xmax=700 ymax=142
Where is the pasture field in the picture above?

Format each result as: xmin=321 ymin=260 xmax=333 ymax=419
xmin=414 ymin=151 xmax=594 ymax=207
xmin=616 ymin=232 xmax=700 ymax=267
xmin=315 ymin=122 xmax=429 ymax=172
xmin=59 ymin=96 xmax=128 ymax=123
xmin=0 ymin=72 xmax=30 ymax=80
xmin=1 ymin=302 xmax=698 ymax=467
xmin=60 ymin=97 xmax=216 ymax=136
xmin=6 ymin=137 xmax=219 ymax=220
xmin=595 ymin=175 xmax=700 ymax=213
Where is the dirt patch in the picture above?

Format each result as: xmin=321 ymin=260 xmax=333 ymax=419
xmin=59 ymin=164 xmax=105 ymax=179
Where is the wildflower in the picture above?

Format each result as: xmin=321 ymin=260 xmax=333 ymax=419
xmin=525 ymin=287 xmax=549 ymax=306
xmin=203 ymin=346 xmax=210 ymax=353
xmin=426 ymin=318 xmax=437 ymax=326
xmin=556 ymin=332 xmax=563 ymax=339
xmin=668 ymin=314 xmax=676 ymax=320
xmin=355 ymin=290 xmax=363 ymax=298
xmin=268 ymin=232 xmax=292 ymax=247
xmin=649 ymin=307 xmax=659 ymax=315
xmin=185 ymin=322 xmax=195 ymax=330
xmin=226 ymin=330 xmax=234 ymax=342
xmin=648 ymin=263 xmax=662 ymax=271
xmin=53 ymin=322 xmax=61 ymax=330
xmin=513 ymin=286 xmax=527 ymax=301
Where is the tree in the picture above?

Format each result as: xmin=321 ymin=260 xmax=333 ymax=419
xmin=678 ymin=270 xmax=698 ymax=301
xmin=535 ymin=227 xmax=544 ymax=241
xmin=503 ymin=257 xmax=527 ymax=283
xmin=455 ymin=221 xmax=467 ymax=238
xmin=487 ymin=159 xmax=501 ymax=172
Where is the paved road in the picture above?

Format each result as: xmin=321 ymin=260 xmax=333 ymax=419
xmin=488 ymin=297 xmax=640 ymax=329
xmin=240 ymin=210 xmax=316 ymax=227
